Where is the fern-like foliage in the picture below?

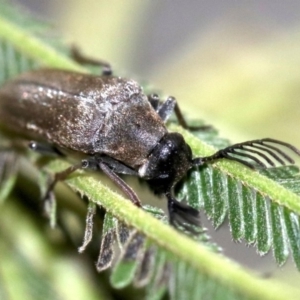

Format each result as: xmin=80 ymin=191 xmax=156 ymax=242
xmin=175 ymin=126 xmax=300 ymax=269
xmin=1 ymin=1 xmax=300 ymax=300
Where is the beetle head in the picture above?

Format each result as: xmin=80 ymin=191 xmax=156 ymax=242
xmin=139 ymin=132 xmax=193 ymax=194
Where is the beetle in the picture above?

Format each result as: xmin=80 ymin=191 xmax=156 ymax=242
xmin=0 ymin=49 xmax=299 ymax=232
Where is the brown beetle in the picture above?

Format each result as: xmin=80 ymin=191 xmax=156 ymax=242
xmin=0 ymin=50 xmax=299 ymax=232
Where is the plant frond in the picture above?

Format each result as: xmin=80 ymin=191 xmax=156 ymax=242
xmin=175 ymin=125 xmax=300 ymax=268
xmin=1 ymin=1 xmax=300 ymax=299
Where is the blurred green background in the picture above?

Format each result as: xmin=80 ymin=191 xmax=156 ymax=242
xmin=13 ymin=0 xmax=300 ymax=143
xmin=2 ymin=1 xmax=300 ymax=299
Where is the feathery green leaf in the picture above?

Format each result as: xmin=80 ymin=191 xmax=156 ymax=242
xmin=1 ymin=1 xmax=300 ymax=299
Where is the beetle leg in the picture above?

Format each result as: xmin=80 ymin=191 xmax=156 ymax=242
xmin=71 ymin=46 xmax=113 ymax=76
xmin=96 ymin=155 xmax=138 ymax=175
xmin=99 ymin=162 xmax=141 ymax=206
xmin=173 ymin=99 xmax=212 ymax=131
xmin=29 ymin=141 xmax=64 ymax=157
xmin=147 ymin=94 xmax=211 ymax=131
xmin=147 ymin=93 xmax=161 ymax=111
xmin=166 ymin=192 xmax=201 ymax=234
xmin=147 ymin=94 xmax=175 ymax=122
xmin=158 ymin=97 xmax=176 ymax=122
xmin=82 ymin=157 xmax=141 ymax=207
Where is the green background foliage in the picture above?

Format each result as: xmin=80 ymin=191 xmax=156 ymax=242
xmin=1 ymin=1 xmax=300 ymax=299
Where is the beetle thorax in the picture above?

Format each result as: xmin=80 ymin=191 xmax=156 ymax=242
xmin=91 ymin=77 xmax=167 ymax=168
xmin=138 ymin=132 xmax=193 ymax=194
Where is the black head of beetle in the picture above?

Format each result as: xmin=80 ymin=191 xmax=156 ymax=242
xmin=138 ymin=131 xmax=202 ymax=229
xmin=139 ymin=132 xmax=193 ymax=195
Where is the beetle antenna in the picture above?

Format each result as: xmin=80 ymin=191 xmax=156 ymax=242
xmin=193 ymin=138 xmax=300 ymax=169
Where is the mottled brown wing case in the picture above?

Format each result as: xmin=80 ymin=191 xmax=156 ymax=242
xmin=0 ymin=69 xmax=167 ymax=168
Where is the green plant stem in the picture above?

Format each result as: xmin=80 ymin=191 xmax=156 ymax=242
xmin=45 ymin=160 xmax=299 ymax=300
xmin=0 ymin=15 xmax=85 ymax=71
